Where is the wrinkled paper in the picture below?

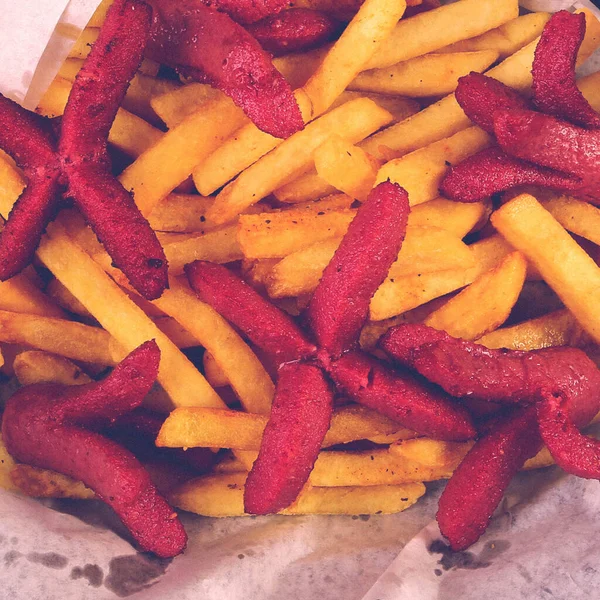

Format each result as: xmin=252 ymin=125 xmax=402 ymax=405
xmin=2 ymin=0 xmax=600 ymax=598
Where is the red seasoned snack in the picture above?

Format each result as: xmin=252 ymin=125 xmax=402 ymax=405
xmin=247 ymin=8 xmax=342 ymax=57
xmin=0 ymin=97 xmax=61 ymax=281
xmin=186 ymin=260 xmax=317 ymax=365
xmin=2 ymin=342 xmax=188 ymax=558
xmin=200 ymin=0 xmax=290 ymax=25
xmin=532 ymin=11 xmax=600 ymax=129
xmin=244 ymin=362 xmax=333 ymax=514
xmin=440 ymin=146 xmax=579 ymax=203
xmin=308 ymin=181 xmax=409 ymax=359
xmin=147 ymin=0 xmax=304 ymax=138
xmin=328 ymin=350 xmax=476 ymax=441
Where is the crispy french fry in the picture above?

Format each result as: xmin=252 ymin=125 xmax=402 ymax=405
xmin=147 ymin=194 xmax=214 ymax=233
xmin=10 ymin=465 xmax=95 ymax=500
xmin=337 ymin=92 xmax=421 ymax=124
xmin=37 ymin=77 xmax=162 ymax=157
xmin=88 ymin=0 xmax=113 ymax=27
xmin=0 ymin=435 xmax=19 ymax=492
xmin=424 ymin=251 xmax=527 ymax=340
xmin=544 ymin=196 xmax=600 ymax=247
xmin=376 ymin=127 xmax=491 ymax=206
xmin=208 ymin=98 xmax=393 ymax=225
xmin=120 ymin=95 xmax=249 ymax=217
xmin=68 ymin=27 xmax=99 ymax=59
xmin=351 ymin=50 xmax=499 ymax=98
xmin=242 ymin=259 xmax=279 ymax=289
xmin=0 ymin=273 xmax=64 ymax=318
xmin=492 ymin=194 xmax=600 ymax=344
xmin=302 ymin=0 xmax=408 ymax=115
xmin=153 ymin=317 xmax=199 ymax=349
xmin=203 ymin=352 xmax=229 ymax=388
xmin=273 ymin=47 xmax=329 ymax=89
xmin=274 ymin=172 xmax=338 ymax=204
xmin=439 ymin=12 xmax=551 ymax=59
xmin=314 ymin=135 xmax=379 ymax=201
xmin=45 ymin=278 xmax=91 ymax=318
xmin=213 ymin=453 xmax=249 ymax=474
xmin=576 ymin=71 xmax=600 ymax=113
xmin=408 ymin=197 xmax=490 ymax=237
xmin=157 ymin=404 xmax=415 ymax=451
xmin=13 ymin=351 xmax=92 ymax=386
xmin=477 ymin=309 xmax=590 ymax=351
xmin=170 ymin=472 xmax=425 ymax=517
xmin=365 ymin=0 xmax=518 ymax=70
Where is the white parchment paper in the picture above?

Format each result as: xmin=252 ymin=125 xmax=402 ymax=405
xmin=2 ymin=1 xmax=600 ymax=598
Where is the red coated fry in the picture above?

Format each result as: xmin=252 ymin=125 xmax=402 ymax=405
xmin=328 ymin=350 xmax=476 ymax=441
xmin=308 ymin=181 xmax=409 ymax=359
xmin=59 ymin=0 xmax=168 ymax=300
xmin=2 ymin=342 xmax=188 ymax=558
xmin=247 ymin=9 xmax=342 ymax=57
xmin=147 ymin=0 xmax=303 ymax=139
xmin=440 ymin=146 xmax=579 ymax=203
xmin=455 ymin=72 xmax=531 ymax=134
xmin=201 ymin=0 xmax=289 ymax=25
xmin=186 ymin=260 xmax=316 ymax=365
xmin=244 ymin=362 xmax=333 ymax=514
xmin=532 ymin=11 xmax=600 ymax=129
xmin=494 ymin=109 xmax=600 ymax=205
xmin=0 ymin=95 xmax=61 ymax=280
xmin=437 ymin=406 xmax=542 ymax=551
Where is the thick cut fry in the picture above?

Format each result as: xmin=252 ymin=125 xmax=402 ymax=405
xmin=477 ymin=309 xmax=589 ymax=352
xmin=68 ymin=27 xmax=99 ymax=59
xmin=208 ymin=98 xmax=393 ymax=225
xmin=302 ymin=0 xmax=407 ymax=116
xmin=439 ymin=13 xmax=551 ymax=59
xmin=314 ymin=136 xmax=378 ymax=201
xmin=14 ymin=351 xmax=92 ymax=386
xmin=157 ymin=405 xmax=415 ymax=451
xmin=272 ymin=46 xmax=328 ymax=89
xmin=147 ymin=194 xmax=214 ymax=233
xmin=0 ymin=434 xmax=19 ymax=492
xmin=10 ymin=464 xmax=95 ymax=500
xmin=365 ymin=0 xmax=517 ymax=70
xmin=170 ymin=472 xmax=425 ymax=517
xmin=0 ymin=274 xmax=64 ymax=318
xmin=119 ymin=95 xmax=248 ymax=217
xmin=351 ymin=50 xmax=499 ymax=98
xmin=46 ymin=278 xmax=91 ymax=318
xmin=376 ymin=127 xmax=491 ymax=206
xmin=492 ymin=194 xmax=600 ymax=344
xmin=544 ymin=196 xmax=600 ymax=247
xmin=37 ymin=77 xmax=162 ymax=158
xmin=424 ymin=251 xmax=527 ymax=340
xmin=202 ymin=352 xmax=229 ymax=388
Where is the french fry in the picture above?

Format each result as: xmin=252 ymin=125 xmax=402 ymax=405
xmin=147 ymin=194 xmax=214 ymax=233
xmin=351 ymin=50 xmax=499 ymax=98
xmin=45 ymin=278 xmax=91 ymax=318
xmin=314 ymin=135 xmax=379 ymax=201
xmin=13 ymin=351 xmax=92 ymax=386
xmin=424 ymin=251 xmax=527 ymax=340
xmin=0 ymin=273 xmax=64 ymax=319
xmin=0 ymin=435 xmax=19 ymax=493
xmin=543 ymin=196 xmax=600 ymax=247
xmin=242 ymin=259 xmax=279 ymax=289
xmin=273 ymin=47 xmax=329 ymax=89
xmin=208 ymin=98 xmax=393 ymax=225
xmin=169 ymin=472 xmax=426 ymax=517
xmin=88 ymin=0 xmax=113 ymax=27
xmin=576 ymin=71 xmax=600 ymax=113
xmin=477 ymin=309 xmax=590 ymax=351
xmin=157 ymin=405 xmax=415 ymax=451
xmin=68 ymin=27 xmax=99 ymax=60
xmin=492 ymin=194 xmax=600 ymax=344
xmin=376 ymin=127 xmax=491 ymax=206
xmin=364 ymin=0 xmax=518 ymax=70
xmin=439 ymin=12 xmax=551 ymax=59
xmin=336 ymin=91 xmax=421 ymax=124
xmin=153 ymin=317 xmax=199 ymax=349
xmin=302 ymin=0 xmax=408 ymax=116
xmin=213 ymin=453 xmax=249 ymax=474
xmin=10 ymin=465 xmax=95 ymax=500
xmin=119 ymin=95 xmax=249 ymax=217
xmin=203 ymin=352 xmax=229 ymax=388
xmin=37 ymin=77 xmax=162 ymax=157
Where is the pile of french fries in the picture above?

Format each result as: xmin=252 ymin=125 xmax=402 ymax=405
xmin=1 ymin=0 xmax=600 ymax=520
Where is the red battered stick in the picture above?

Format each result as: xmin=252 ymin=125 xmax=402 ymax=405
xmin=440 ymin=146 xmax=579 ymax=203
xmin=532 ymin=11 xmax=600 ymax=130
xmin=2 ymin=342 xmax=188 ymax=558
xmin=186 ymin=261 xmax=316 ymax=365
xmin=328 ymin=350 xmax=476 ymax=441
xmin=244 ymin=362 xmax=333 ymax=514
xmin=200 ymin=0 xmax=290 ymax=25
xmin=437 ymin=406 xmax=542 ymax=551
xmin=147 ymin=0 xmax=303 ymax=139
xmin=308 ymin=181 xmax=409 ymax=359
xmin=0 ymin=96 xmax=61 ymax=280
xmin=247 ymin=9 xmax=343 ymax=57
xmin=59 ymin=0 xmax=168 ymax=300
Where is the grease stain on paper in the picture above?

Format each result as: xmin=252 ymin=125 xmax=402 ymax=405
xmin=104 ymin=554 xmax=171 ymax=598
xmin=428 ymin=539 xmax=511 ymax=572
xmin=71 ymin=564 xmax=104 ymax=588
xmin=4 ymin=550 xmax=22 ymax=566
xmin=27 ymin=552 xmax=68 ymax=569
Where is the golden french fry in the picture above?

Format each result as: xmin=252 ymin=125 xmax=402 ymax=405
xmin=273 ymin=47 xmax=329 ymax=89
xmin=339 ymin=92 xmax=421 ymax=124
xmin=147 ymin=194 xmax=214 ymax=233
xmin=376 ymin=127 xmax=491 ymax=206
xmin=88 ymin=0 xmax=113 ymax=27
xmin=170 ymin=472 xmax=425 ymax=517
xmin=153 ymin=316 xmax=199 ymax=349
xmin=0 ymin=435 xmax=19 ymax=492
xmin=208 ymin=99 xmax=393 ymax=225
xmin=37 ymin=77 xmax=162 ymax=157
xmin=492 ymin=194 xmax=600 ymax=344
xmin=213 ymin=453 xmax=249 ymax=474
xmin=302 ymin=0 xmax=408 ymax=115
xmin=544 ymin=196 xmax=600 ymax=246
xmin=577 ymin=71 xmax=600 ymax=112
xmin=351 ymin=50 xmax=499 ymax=98
xmin=242 ymin=259 xmax=279 ymax=289
xmin=365 ymin=0 xmax=518 ymax=70
xmin=13 ymin=351 xmax=92 ymax=386
xmin=10 ymin=465 xmax=95 ymax=500
xmin=203 ymin=352 xmax=229 ymax=388
xmin=120 ymin=95 xmax=248 ymax=217
xmin=424 ymin=251 xmax=527 ymax=340
xmin=157 ymin=405 xmax=415 ymax=451
xmin=477 ymin=309 xmax=590 ymax=351
xmin=68 ymin=27 xmax=99 ymax=59
xmin=439 ymin=12 xmax=551 ymax=58
xmin=45 ymin=278 xmax=91 ymax=318
xmin=0 ymin=273 xmax=64 ymax=319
